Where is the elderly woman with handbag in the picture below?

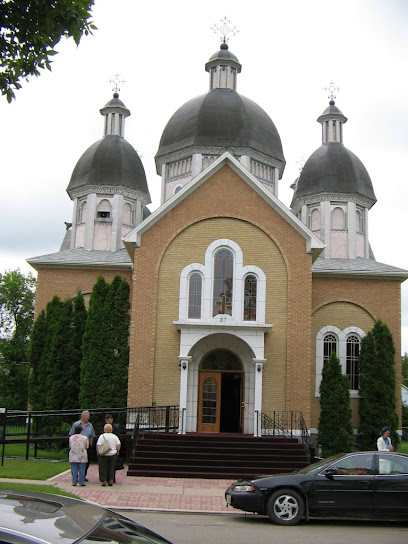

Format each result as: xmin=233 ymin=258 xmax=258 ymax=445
xmin=96 ymin=423 xmax=121 ymax=486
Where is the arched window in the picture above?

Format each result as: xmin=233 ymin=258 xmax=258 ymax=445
xmin=213 ymin=248 xmax=233 ymax=316
xmin=122 ymin=203 xmax=133 ymax=225
xmin=346 ymin=335 xmax=360 ymax=390
xmin=316 ymin=326 xmax=365 ymax=397
xmin=323 ymin=333 xmax=337 ymax=364
xmin=78 ymin=201 xmax=87 ymax=224
xmin=310 ymin=208 xmax=321 ymax=232
xmin=174 ymin=185 xmax=183 ymax=194
xmin=356 ymin=208 xmax=364 ymax=233
xmin=96 ymin=199 xmax=111 ymax=220
xmin=188 ymin=273 xmax=202 ymax=319
xmin=243 ymin=275 xmax=257 ymax=321
xmin=332 ymin=207 xmax=345 ymax=229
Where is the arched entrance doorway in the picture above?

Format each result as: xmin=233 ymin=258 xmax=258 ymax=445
xmin=197 ymin=350 xmax=243 ymax=433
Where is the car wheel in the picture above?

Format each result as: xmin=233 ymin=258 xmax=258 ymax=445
xmin=266 ymin=488 xmax=304 ymax=526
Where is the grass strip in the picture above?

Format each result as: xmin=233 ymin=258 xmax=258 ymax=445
xmin=0 ymin=459 xmax=70 ymax=479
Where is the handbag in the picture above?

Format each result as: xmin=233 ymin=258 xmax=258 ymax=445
xmin=98 ymin=434 xmax=111 ymax=456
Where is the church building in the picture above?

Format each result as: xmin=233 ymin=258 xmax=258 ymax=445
xmin=28 ymin=41 xmax=407 ymax=440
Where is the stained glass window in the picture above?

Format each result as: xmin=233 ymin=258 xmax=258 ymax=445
xmin=213 ymin=248 xmax=233 ymax=316
xmin=188 ymin=273 xmax=202 ymax=319
xmin=244 ymin=275 xmax=257 ymax=321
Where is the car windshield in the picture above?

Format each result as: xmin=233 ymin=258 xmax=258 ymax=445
xmin=78 ymin=511 xmax=171 ymax=544
xmin=296 ymin=455 xmax=342 ymax=474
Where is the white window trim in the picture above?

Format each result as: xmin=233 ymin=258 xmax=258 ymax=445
xmin=178 ymin=239 xmax=266 ymax=323
xmin=315 ymin=325 xmax=365 ymax=398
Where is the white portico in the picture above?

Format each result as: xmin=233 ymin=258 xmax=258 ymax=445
xmin=174 ymin=238 xmax=272 ymax=435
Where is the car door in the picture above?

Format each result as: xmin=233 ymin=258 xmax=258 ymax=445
xmin=373 ymin=453 xmax=408 ymax=516
xmin=308 ymin=453 xmax=375 ymax=517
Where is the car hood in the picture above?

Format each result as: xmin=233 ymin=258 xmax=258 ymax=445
xmin=0 ymin=490 xmax=104 ymax=544
xmin=250 ymin=472 xmax=309 ymax=487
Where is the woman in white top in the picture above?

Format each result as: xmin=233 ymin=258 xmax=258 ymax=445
xmin=96 ymin=423 xmax=121 ymax=486
xmin=377 ymin=426 xmax=394 ymax=452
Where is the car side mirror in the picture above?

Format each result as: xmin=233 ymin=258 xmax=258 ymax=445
xmin=324 ymin=468 xmax=337 ymax=479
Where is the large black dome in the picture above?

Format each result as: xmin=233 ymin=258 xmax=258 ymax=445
xmin=67 ymin=135 xmax=149 ymax=197
xmin=155 ymin=88 xmax=285 ymax=172
xmin=295 ymin=142 xmax=376 ymax=202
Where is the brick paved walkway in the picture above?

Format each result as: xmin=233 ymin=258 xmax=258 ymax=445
xmin=49 ymin=464 xmax=235 ymax=513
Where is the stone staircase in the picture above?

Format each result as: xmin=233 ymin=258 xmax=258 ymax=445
xmin=127 ymin=432 xmax=309 ymax=479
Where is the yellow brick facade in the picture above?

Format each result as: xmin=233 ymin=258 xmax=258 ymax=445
xmin=33 ymin=164 xmax=404 ymax=435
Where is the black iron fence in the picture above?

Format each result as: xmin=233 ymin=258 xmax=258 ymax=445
xmin=255 ymin=410 xmax=313 ymax=463
xmin=3 ymin=405 xmax=180 ymax=459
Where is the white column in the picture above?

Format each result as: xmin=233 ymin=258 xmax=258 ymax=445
xmin=84 ymin=193 xmax=97 ymax=250
xmin=252 ymin=358 xmax=266 ymax=437
xmin=160 ymin=164 xmax=166 ymax=204
xmin=300 ymin=204 xmax=308 ymax=226
xmin=191 ymin=153 xmax=203 ymax=178
xmin=347 ymin=201 xmax=356 ymax=259
xmin=274 ymin=167 xmax=279 ymax=198
xmin=70 ymin=198 xmax=79 ymax=249
xmin=178 ymin=356 xmax=192 ymax=434
xmin=239 ymin=155 xmax=251 ymax=171
xmin=364 ymin=207 xmax=369 ymax=258
xmin=323 ymin=201 xmax=331 ymax=258
xmin=111 ymin=194 xmax=123 ymax=252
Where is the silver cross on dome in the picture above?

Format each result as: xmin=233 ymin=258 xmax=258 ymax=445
xmin=109 ymin=74 xmax=125 ymax=93
xmin=211 ymin=17 xmax=239 ymax=44
xmin=324 ymin=81 xmax=341 ymax=101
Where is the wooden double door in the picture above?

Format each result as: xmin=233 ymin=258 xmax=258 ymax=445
xmin=197 ymin=370 xmax=244 ymax=433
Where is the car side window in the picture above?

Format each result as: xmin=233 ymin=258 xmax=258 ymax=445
xmin=378 ymin=454 xmax=408 ymax=475
xmin=327 ymin=454 xmax=374 ymax=475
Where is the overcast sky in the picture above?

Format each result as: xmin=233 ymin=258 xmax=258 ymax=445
xmin=1 ymin=0 xmax=407 ymax=353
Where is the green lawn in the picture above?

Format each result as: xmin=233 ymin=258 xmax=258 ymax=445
xmin=0 ymin=458 xmax=70 ymax=479
xmin=2 ymin=443 xmax=68 ymax=460
xmin=401 ymin=441 xmax=408 ymax=454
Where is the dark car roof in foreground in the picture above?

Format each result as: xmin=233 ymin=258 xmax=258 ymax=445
xmin=0 ymin=490 xmax=105 ymax=544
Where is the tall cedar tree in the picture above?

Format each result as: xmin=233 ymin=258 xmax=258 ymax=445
xmin=0 ymin=269 xmax=36 ymax=409
xmin=79 ymin=276 xmax=130 ymax=408
xmin=107 ymin=276 xmax=130 ymax=408
xmin=45 ymin=298 xmax=76 ymax=410
xmin=358 ymin=320 xmax=399 ymax=450
xmin=79 ymin=276 xmax=110 ymax=407
xmin=28 ymin=309 xmax=46 ymax=410
xmin=41 ymin=296 xmax=64 ymax=410
xmin=68 ymin=292 xmax=87 ymax=407
xmin=318 ymin=351 xmax=354 ymax=457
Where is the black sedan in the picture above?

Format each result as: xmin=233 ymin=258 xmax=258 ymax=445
xmin=225 ymin=451 xmax=408 ymax=525
xmin=0 ymin=489 xmax=172 ymax=544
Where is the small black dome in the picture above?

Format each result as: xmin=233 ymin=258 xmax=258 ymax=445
xmin=205 ymin=43 xmax=241 ymax=69
xmin=295 ymin=143 xmax=376 ymax=202
xmin=155 ymin=88 xmax=285 ymax=172
xmin=67 ymin=135 xmax=149 ymax=197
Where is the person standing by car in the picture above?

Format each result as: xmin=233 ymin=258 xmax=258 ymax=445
xmin=96 ymin=423 xmax=121 ymax=486
xmin=69 ymin=425 xmax=89 ymax=486
xmin=69 ymin=410 xmax=96 ymax=480
xmin=377 ymin=426 xmax=394 ymax=451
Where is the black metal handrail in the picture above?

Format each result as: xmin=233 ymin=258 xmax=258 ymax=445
xmin=131 ymin=414 xmax=140 ymax=458
xmin=255 ymin=410 xmax=313 ymax=463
